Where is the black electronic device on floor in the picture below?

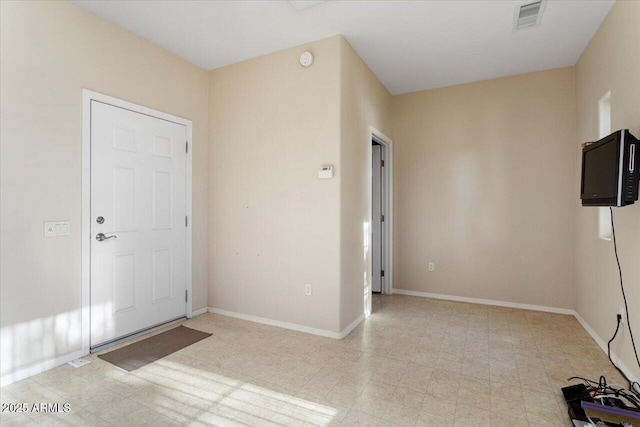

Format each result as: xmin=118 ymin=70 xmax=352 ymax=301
xmin=563 ymin=383 xmax=594 ymax=423
xmin=562 ymin=382 xmax=640 ymax=427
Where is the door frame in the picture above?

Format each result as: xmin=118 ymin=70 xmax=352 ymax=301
xmin=81 ymin=89 xmax=193 ymax=355
xmin=367 ymin=127 xmax=393 ymax=315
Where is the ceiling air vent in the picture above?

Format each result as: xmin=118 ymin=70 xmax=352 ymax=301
xmin=288 ymin=1 xmax=328 ymax=11
xmin=513 ymin=1 xmax=546 ymax=31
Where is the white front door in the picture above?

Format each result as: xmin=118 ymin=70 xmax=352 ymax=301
xmin=90 ymin=101 xmax=187 ymax=348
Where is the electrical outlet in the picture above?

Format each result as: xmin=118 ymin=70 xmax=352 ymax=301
xmin=305 ymin=283 xmax=312 ymax=296
xmin=428 ymin=262 xmax=435 ymax=272
xmin=618 ymin=306 xmax=625 ymax=324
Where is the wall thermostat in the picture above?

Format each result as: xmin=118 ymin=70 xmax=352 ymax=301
xmin=318 ymin=165 xmax=333 ymax=179
xmin=300 ymin=51 xmax=314 ymax=67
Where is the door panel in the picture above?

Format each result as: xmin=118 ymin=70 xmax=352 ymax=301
xmin=152 ymin=248 xmax=172 ymax=302
xmin=113 ymin=252 xmax=136 ymax=312
xmin=152 ymin=171 xmax=172 ymax=229
xmin=90 ymin=101 xmax=187 ymax=348
xmin=113 ymin=167 xmax=136 ymax=231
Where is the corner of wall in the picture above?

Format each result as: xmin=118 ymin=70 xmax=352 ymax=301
xmin=337 ymin=36 xmax=393 ymax=332
xmin=206 ymin=36 xmax=343 ymax=334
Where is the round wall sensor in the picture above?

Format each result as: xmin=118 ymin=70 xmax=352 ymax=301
xmin=299 ymin=51 xmax=314 ymax=67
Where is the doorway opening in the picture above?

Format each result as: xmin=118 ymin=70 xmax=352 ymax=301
xmin=367 ymin=127 xmax=393 ymax=316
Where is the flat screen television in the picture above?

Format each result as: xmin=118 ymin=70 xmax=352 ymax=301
xmin=581 ymin=129 xmax=639 ymax=207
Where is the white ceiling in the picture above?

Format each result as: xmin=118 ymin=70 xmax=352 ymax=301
xmin=71 ymin=0 xmax=614 ymax=95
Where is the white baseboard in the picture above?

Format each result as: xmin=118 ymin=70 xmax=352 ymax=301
xmin=1 ymin=349 xmax=85 ymax=388
xmin=191 ymin=307 xmax=208 ymax=317
xmin=392 ymin=288 xmax=575 ymax=315
xmin=574 ymin=312 xmax=639 ymax=384
xmin=339 ymin=314 xmax=365 ymax=339
xmin=208 ymin=308 xmax=364 ymax=340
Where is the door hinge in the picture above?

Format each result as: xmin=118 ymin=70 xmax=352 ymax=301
xmin=381 ymin=270 xmax=385 ymax=277
xmin=186 ymin=141 xmax=189 ymax=153
xmin=381 ymin=214 xmax=385 ymax=222
xmin=185 ymin=290 xmax=188 ymax=302
xmin=185 ymin=216 xmax=188 ymax=227
xmin=381 ymin=160 xmax=385 ymax=167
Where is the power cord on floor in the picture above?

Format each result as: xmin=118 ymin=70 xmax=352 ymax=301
xmin=568 ymin=375 xmax=640 ymax=408
xmin=609 ymin=207 xmax=640 ymax=393
xmin=608 ymin=313 xmax=634 ymax=390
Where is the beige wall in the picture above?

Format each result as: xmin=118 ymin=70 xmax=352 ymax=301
xmin=207 ymin=35 xmax=394 ymax=334
xmin=339 ymin=38 xmax=393 ymax=329
xmin=575 ymin=0 xmax=640 ymax=381
xmin=208 ymin=36 xmax=343 ymax=332
xmin=0 ymin=1 xmax=209 ymax=379
xmin=392 ymin=68 xmax=577 ymax=309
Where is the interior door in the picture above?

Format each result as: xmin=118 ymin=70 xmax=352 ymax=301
xmin=372 ymin=144 xmax=384 ymax=293
xmin=90 ymin=101 xmax=187 ymax=348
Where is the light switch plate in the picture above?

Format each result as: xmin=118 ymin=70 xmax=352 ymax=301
xmin=44 ymin=221 xmax=70 ymax=237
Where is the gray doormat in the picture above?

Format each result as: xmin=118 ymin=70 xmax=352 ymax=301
xmin=97 ymin=325 xmax=211 ymax=372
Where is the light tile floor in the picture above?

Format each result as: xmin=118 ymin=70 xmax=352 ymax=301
xmin=1 ymin=294 xmax=626 ymax=426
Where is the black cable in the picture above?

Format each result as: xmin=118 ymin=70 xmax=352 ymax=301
xmin=607 ymin=314 xmax=632 ymax=386
xmin=609 ymin=207 xmax=640 ymax=376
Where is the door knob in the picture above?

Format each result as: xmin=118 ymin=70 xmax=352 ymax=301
xmin=96 ymin=233 xmax=117 ymax=242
